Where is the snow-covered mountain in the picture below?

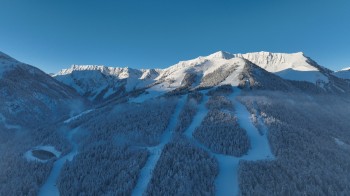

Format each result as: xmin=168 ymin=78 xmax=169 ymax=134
xmin=54 ymin=65 xmax=161 ymax=101
xmin=3 ymin=50 xmax=350 ymax=195
xmin=54 ymin=51 xmax=350 ymax=102
xmin=143 ymin=51 xmax=294 ymax=95
xmin=0 ymin=52 xmax=85 ymax=129
xmin=234 ymin=51 xmax=329 ymax=83
xmin=334 ymin=67 xmax=350 ymax=80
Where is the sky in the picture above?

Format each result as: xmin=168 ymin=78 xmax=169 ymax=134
xmin=0 ymin=0 xmax=350 ymax=73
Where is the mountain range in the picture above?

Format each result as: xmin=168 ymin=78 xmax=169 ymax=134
xmin=53 ymin=51 xmax=350 ymax=102
xmin=1 ymin=50 xmax=350 ymax=195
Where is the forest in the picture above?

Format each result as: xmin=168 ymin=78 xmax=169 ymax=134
xmin=237 ymin=90 xmax=350 ymax=195
xmin=2 ymin=83 xmax=350 ymax=195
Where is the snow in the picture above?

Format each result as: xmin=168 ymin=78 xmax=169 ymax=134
xmin=38 ymin=128 xmax=80 ymax=196
xmin=39 ymin=109 xmax=88 ymax=195
xmin=3 ymin=123 xmax=21 ymax=130
xmin=103 ymin=88 xmax=115 ymax=99
xmin=183 ymin=92 xmax=240 ymax=196
xmin=155 ymin=54 xmax=247 ymax=92
xmin=0 ymin=51 xmax=20 ymax=78
xmin=24 ymin=146 xmax=61 ymax=163
xmin=183 ymin=87 xmax=274 ymax=196
xmin=334 ymin=137 xmax=350 ymax=149
xmin=64 ymin=109 xmax=94 ymax=124
xmin=129 ymin=88 xmax=164 ymax=103
xmin=276 ymin=69 xmax=329 ymax=83
xmin=234 ymin=51 xmax=329 ymax=83
xmin=229 ymin=88 xmax=274 ymax=161
xmin=214 ymin=155 xmax=240 ymax=196
xmin=52 ymin=50 xmax=334 ymax=102
xmin=334 ymin=69 xmax=350 ymax=80
xmin=340 ymin=67 xmax=350 ymax=71
xmin=152 ymin=50 xmax=329 ymax=92
xmin=220 ymin=59 xmax=246 ymax=86
xmin=0 ymin=51 xmax=40 ymax=79
xmin=54 ymin=65 xmax=161 ymax=100
xmin=132 ymin=95 xmax=187 ymax=196
xmin=235 ymin=52 xmax=315 ymax=72
xmin=0 ymin=113 xmax=21 ymax=130
xmin=207 ymin=51 xmax=235 ymax=59
xmin=184 ymin=94 xmax=210 ymax=138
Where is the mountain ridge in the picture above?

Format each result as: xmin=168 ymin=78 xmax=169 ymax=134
xmin=0 ymin=52 xmax=87 ymax=128
xmin=52 ymin=51 xmax=349 ymax=101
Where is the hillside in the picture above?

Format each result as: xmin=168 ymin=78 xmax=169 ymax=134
xmin=1 ymin=51 xmax=350 ymax=195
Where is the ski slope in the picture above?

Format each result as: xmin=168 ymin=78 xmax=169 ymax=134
xmin=183 ymin=87 xmax=274 ymax=196
xmin=131 ymin=95 xmax=187 ymax=196
xmin=64 ymin=109 xmax=94 ymax=124
xmin=229 ymin=88 xmax=275 ymax=161
xmin=38 ymin=128 xmax=80 ymax=196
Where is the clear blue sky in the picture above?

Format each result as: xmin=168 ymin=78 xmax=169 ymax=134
xmin=1 ymin=0 xmax=350 ymax=73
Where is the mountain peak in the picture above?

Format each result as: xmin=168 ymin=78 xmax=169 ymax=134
xmin=56 ymin=64 xmax=131 ymax=76
xmin=207 ymin=51 xmax=234 ymax=59
xmin=340 ymin=67 xmax=350 ymax=71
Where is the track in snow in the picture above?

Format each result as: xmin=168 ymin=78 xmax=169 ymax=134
xmin=64 ymin=109 xmax=94 ymax=124
xmin=131 ymin=96 xmax=187 ymax=196
xmin=184 ymin=87 xmax=274 ymax=196
xmin=0 ymin=113 xmax=21 ymax=130
xmin=39 ymin=108 xmax=95 ymax=196
xmin=38 ymin=128 xmax=80 ymax=196
xmin=229 ymin=88 xmax=275 ymax=161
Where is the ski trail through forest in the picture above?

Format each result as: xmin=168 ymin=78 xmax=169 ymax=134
xmin=132 ymin=96 xmax=187 ymax=196
xmin=38 ymin=127 xmax=80 ymax=196
xmin=229 ymin=88 xmax=275 ymax=161
xmin=184 ymin=87 xmax=274 ymax=196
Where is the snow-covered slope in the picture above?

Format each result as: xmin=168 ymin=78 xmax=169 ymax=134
xmin=234 ymin=51 xmax=329 ymax=83
xmin=152 ymin=51 xmax=291 ymax=91
xmin=155 ymin=51 xmax=246 ymax=89
xmin=129 ymin=52 xmax=297 ymax=102
xmin=235 ymin=52 xmax=315 ymax=72
xmin=54 ymin=65 xmax=161 ymax=101
xmin=334 ymin=67 xmax=350 ymax=80
xmin=54 ymin=51 xmax=350 ymax=103
xmin=0 ymin=51 xmax=39 ymax=78
xmin=0 ymin=52 xmax=85 ymax=128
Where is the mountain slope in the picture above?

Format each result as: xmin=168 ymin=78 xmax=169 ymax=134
xmin=150 ymin=51 xmax=294 ymax=92
xmin=2 ymin=50 xmax=350 ymax=195
xmin=54 ymin=51 xmax=350 ymax=103
xmin=334 ymin=67 xmax=350 ymax=80
xmin=234 ymin=51 xmax=329 ymax=84
xmin=0 ymin=52 xmax=85 ymax=129
xmin=54 ymin=65 xmax=161 ymax=101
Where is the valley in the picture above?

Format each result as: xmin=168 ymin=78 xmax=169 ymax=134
xmin=1 ymin=50 xmax=350 ymax=195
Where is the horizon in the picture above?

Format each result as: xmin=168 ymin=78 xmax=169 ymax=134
xmin=1 ymin=0 xmax=350 ymax=73
xmin=3 ymin=50 xmax=347 ymax=73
